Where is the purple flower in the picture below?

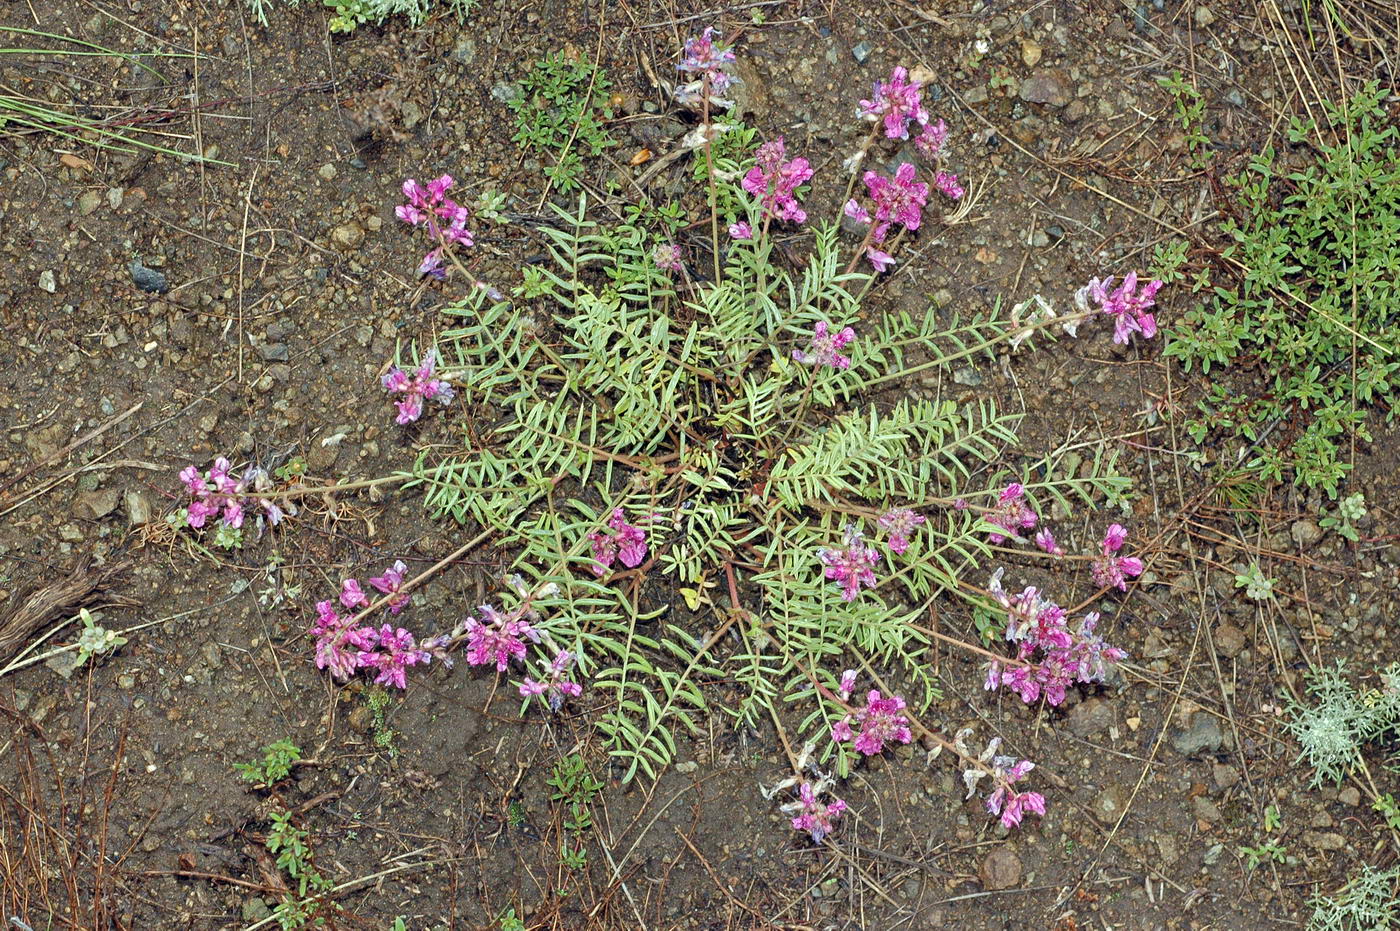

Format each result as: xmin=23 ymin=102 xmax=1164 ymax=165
xmin=340 ymin=578 xmax=370 ymax=610
xmin=1034 ymin=529 xmax=1063 ymax=557
xmin=877 ymin=507 xmax=926 ymax=555
xmin=858 ymin=163 xmax=929 ymax=242
xmin=858 ymin=66 xmax=929 ymax=140
xmin=914 ymin=118 xmax=948 ymax=158
xmin=519 ymin=649 xmax=584 ymax=712
xmin=358 ymin=624 xmax=430 ymax=690
xmin=368 ymin=559 xmax=411 ymax=614
xmin=933 ymin=169 xmax=964 ymax=201
xmin=867 ymin=248 xmax=895 ymax=273
xmin=675 ymin=27 xmax=739 ymax=107
xmin=788 ymin=781 xmax=848 ymax=843
xmin=178 ymin=458 xmax=289 ymax=535
xmin=818 ymin=525 xmax=880 ymax=601
xmin=984 ymin=756 xmax=1045 ymax=829
xmin=587 ymin=508 xmax=648 ymax=576
xmin=984 ymin=483 xmax=1038 ymax=543
xmin=1076 ymin=273 xmax=1162 ymax=344
xmin=1091 ymin=523 xmax=1144 ymax=591
xmin=741 ymin=138 xmax=814 ymax=224
xmin=381 ymin=349 xmax=455 ymax=425
xmin=728 ymin=221 xmax=753 ymax=240
xmin=792 ymin=321 xmax=856 ymax=370
xmin=833 ymin=689 xmax=912 ymax=756
xmin=310 ymin=601 xmax=378 ymax=682
xmin=397 ymin=174 xmax=474 ymax=277
xmin=464 ymin=604 xmax=539 ymax=671
xmin=652 ymin=242 xmax=684 ymax=272
xmin=838 ymin=668 xmax=857 ymax=700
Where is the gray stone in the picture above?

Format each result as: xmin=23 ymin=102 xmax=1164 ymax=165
xmin=1291 ymin=519 xmax=1323 ymax=549
xmin=318 ymin=163 xmax=337 ymax=181
xmin=258 ymin=342 xmax=289 ymax=362
xmin=1214 ymin=623 xmax=1246 ymax=657
xmin=1066 ymin=697 xmax=1114 ymax=738
xmin=979 ymin=847 xmax=1021 ymax=890
xmin=953 ymin=366 xmax=984 ymax=387
xmin=1303 ymin=831 xmax=1347 ymax=851
xmin=1019 ymin=70 xmax=1072 ymax=107
xmin=73 ymin=487 xmax=120 ymax=520
xmin=241 ymin=899 xmax=273 ymax=923
xmin=1170 ymin=712 xmax=1224 ymax=756
xmin=851 ymin=41 xmax=872 ymax=63
xmin=77 ymin=190 xmax=103 ymax=215
xmin=38 ymin=270 xmax=57 ymax=293
xmin=1093 ymin=783 xmax=1131 ymax=821
xmin=1339 ymin=786 xmax=1361 ymax=806
xmin=1191 ymin=795 xmax=1221 ymax=825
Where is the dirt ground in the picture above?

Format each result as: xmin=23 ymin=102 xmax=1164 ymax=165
xmin=1 ymin=0 xmax=1397 ymax=928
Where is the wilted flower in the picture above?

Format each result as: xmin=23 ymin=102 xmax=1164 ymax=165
xmin=933 ymin=169 xmax=964 ymax=201
xmin=786 ymin=781 xmax=848 ymax=843
xmin=984 ymin=755 xmax=1045 ymax=829
xmin=310 ymin=601 xmax=377 ymax=682
xmin=1091 ymin=524 xmax=1144 ymax=591
xmin=1034 ymin=529 xmax=1063 ymax=557
xmin=728 ymin=220 xmax=753 ymax=240
xmin=914 ymin=118 xmax=948 ymax=158
xmin=178 ymin=458 xmax=290 ymax=535
xmin=877 ymin=507 xmax=926 ymax=555
xmin=675 ymin=26 xmax=739 ymax=108
xmin=381 ymin=349 xmax=455 ymax=425
xmin=792 ymin=321 xmax=855 ymax=370
xmin=519 ymin=649 xmax=584 ymax=712
xmin=818 ymin=525 xmax=880 ymax=601
xmin=652 ymin=242 xmax=684 ymax=272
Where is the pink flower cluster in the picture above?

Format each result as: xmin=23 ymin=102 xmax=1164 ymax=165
xmin=859 ymin=66 xmax=929 ymax=141
xmin=1076 ymin=273 xmax=1162 ymax=344
xmin=844 ymin=163 xmax=931 ymax=271
xmin=985 ymin=754 xmax=1046 ymax=829
xmin=792 ymin=321 xmax=855 ymax=370
xmin=652 ymin=242 xmax=684 ymax=272
xmin=341 ymin=560 xmax=412 ymax=614
xmin=1091 ymin=524 xmax=1144 ymax=592
xmin=464 ymin=603 xmax=541 ymax=671
xmin=178 ymin=458 xmax=289 ymax=532
xmin=519 ymin=649 xmax=584 ymax=712
xmin=786 ymin=781 xmax=848 ymax=844
xmin=983 ymin=482 xmax=1038 ymax=543
xmin=588 ymin=508 xmax=648 ymax=576
xmin=983 ymin=570 xmax=1127 ymax=706
xmin=676 ymin=26 xmax=739 ymax=108
xmin=818 ymin=525 xmax=881 ymax=601
xmin=395 ymin=174 xmax=474 ymax=279
xmin=311 ymin=594 xmax=430 ymax=689
xmin=832 ymin=686 xmax=913 ymax=756
xmin=877 ymin=507 xmax=926 ymax=555
xmin=741 ymin=138 xmax=814 ymax=225
xmin=382 ymin=349 xmax=455 ymax=425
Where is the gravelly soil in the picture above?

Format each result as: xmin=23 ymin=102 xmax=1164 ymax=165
xmin=1 ymin=0 xmax=1396 ymax=928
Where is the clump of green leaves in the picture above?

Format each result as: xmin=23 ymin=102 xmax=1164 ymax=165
xmin=74 ymin=609 xmax=127 ymax=666
xmin=1233 ymin=563 xmax=1275 ymax=601
xmin=266 ymin=809 xmax=336 ymax=929
xmin=364 ymin=684 xmax=400 ymax=757
xmin=548 ymin=753 xmax=602 ymax=870
xmin=1157 ymin=70 xmax=1212 ymax=169
xmin=1308 ymin=865 xmax=1400 ymax=931
xmin=1285 ymin=661 xmax=1400 ymax=786
xmin=1320 ymin=491 xmax=1367 ymax=542
xmin=1167 ymin=82 xmax=1400 ymax=497
xmin=509 ymin=52 xmax=616 ymax=194
xmin=234 ymin=738 xmax=303 ymax=785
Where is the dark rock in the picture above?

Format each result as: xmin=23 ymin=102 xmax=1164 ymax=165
xmin=1066 ymin=697 xmax=1114 ymax=738
xmin=129 ymin=259 xmax=169 ymax=293
xmin=73 ymin=487 xmax=120 ymax=519
xmin=1170 ymin=712 xmax=1224 ymax=756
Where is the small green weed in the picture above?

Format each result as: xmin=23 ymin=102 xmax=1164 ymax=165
xmin=244 ymin=0 xmax=475 ymax=31
xmin=234 ymin=739 xmax=303 ymax=785
xmin=1238 ymin=839 xmax=1288 ymax=870
xmin=364 ymin=685 xmax=400 ymax=757
xmin=1285 ymin=661 xmax=1400 ymax=787
xmin=1166 ymin=82 xmax=1400 ymax=497
xmin=266 ymin=809 xmax=336 ymax=928
xmin=509 ymin=52 xmax=616 ymax=193
xmin=548 ymin=753 xmax=602 ymax=870
xmin=497 ymin=908 xmax=526 ymax=931
xmin=1233 ymin=563 xmax=1276 ymax=601
xmin=1157 ymin=70 xmax=1212 ymax=169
